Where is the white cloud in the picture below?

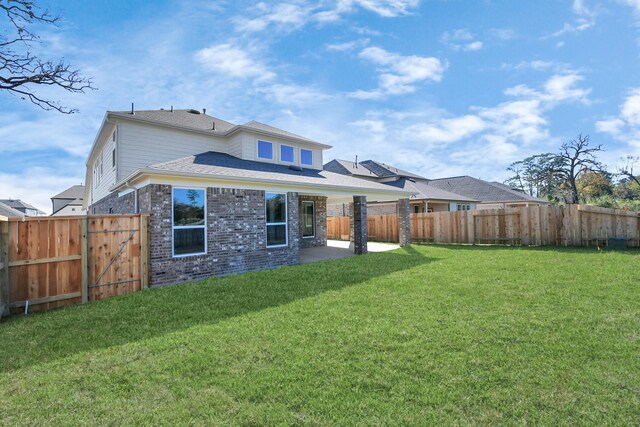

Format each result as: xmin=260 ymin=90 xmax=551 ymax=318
xmin=235 ymin=0 xmax=421 ymax=33
xmin=547 ymin=0 xmax=596 ymax=38
xmin=405 ymin=115 xmax=486 ymax=146
xmin=440 ymin=28 xmax=484 ymax=51
xmin=194 ymin=43 xmax=276 ymax=81
xmin=596 ymin=88 xmax=640 ymax=151
xmin=616 ymin=0 xmax=640 ymax=14
xmin=489 ymin=28 xmax=517 ymax=41
xmin=325 ymin=38 xmax=369 ymax=51
xmin=349 ymin=46 xmax=446 ymax=98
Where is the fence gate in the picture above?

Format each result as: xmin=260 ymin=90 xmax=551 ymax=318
xmin=0 ymin=214 xmax=149 ymax=316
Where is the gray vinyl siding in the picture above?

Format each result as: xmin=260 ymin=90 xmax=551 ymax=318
xmin=117 ymin=121 xmax=229 ymax=180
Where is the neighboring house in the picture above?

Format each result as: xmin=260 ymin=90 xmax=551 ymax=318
xmin=84 ymin=108 xmax=413 ymax=286
xmin=427 ymin=176 xmax=550 ymax=209
xmin=324 ymin=159 xmax=479 ymax=214
xmin=0 ymin=201 xmax=24 ymax=218
xmin=0 ymin=199 xmax=45 ymax=216
xmin=51 ymin=185 xmax=86 ymax=216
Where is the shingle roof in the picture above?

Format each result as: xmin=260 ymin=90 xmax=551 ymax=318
xmin=52 ymin=185 xmax=85 ymax=200
xmin=427 ymin=176 xmax=549 ymax=204
xmin=109 ymin=109 xmax=237 ymax=133
xmin=324 ymin=159 xmax=426 ymax=180
xmin=0 ymin=199 xmax=39 ymax=210
xmin=324 ymin=159 xmax=379 ymax=178
xmin=360 ymin=160 xmax=426 ymax=180
xmin=385 ymin=179 xmax=478 ymax=202
xmin=0 ymin=202 xmax=24 ymax=217
xmin=243 ymin=120 xmax=320 ymax=144
xmin=146 ymin=152 xmax=414 ymax=195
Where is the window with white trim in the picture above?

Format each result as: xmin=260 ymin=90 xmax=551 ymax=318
xmin=258 ymin=140 xmax=273 ymax=160
xmin=302 ymin=201 xmax=315 ymax=238
xmin=300 ymin=149 xmax=313 ymax=165
xmin=173 ymin=188 xmax=206 ymax=256
xmin=266 ymin=192 xmax=287 ymax=247
xmin=457 ymin=204 xmax=471 ymax=211
xmin=280 ymin=144 xmax=294 ymax=162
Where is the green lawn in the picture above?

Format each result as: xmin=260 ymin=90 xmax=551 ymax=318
xmin=1 ymin=245 xmax=639 ymax=425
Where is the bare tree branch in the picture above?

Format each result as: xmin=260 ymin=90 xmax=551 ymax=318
xmin=618 ymin=156 xmax=640 ymax=187
xmin=0 ymin=0 xmax=94 ymax=113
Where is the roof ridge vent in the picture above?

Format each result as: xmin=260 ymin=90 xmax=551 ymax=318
xmin=188 ymin=109 xmax=201 ymax=114
xmin=289 ymin=165 xmax=303 ymax=172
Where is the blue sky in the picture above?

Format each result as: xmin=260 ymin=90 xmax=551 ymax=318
xmin=1 ymin=0 xmax=640 ymax=213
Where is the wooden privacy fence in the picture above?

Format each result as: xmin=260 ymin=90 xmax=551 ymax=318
xmin=327 ymin=205 xmax=640 ymax=247
xmin=0 ymin=214 xmax=149 ymax=317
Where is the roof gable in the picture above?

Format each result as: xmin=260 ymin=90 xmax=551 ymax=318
xmin=428 ymin=176 xmax=548 ymax=203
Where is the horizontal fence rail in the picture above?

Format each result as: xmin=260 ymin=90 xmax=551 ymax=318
xmin=0 ymin=214 xmax=149 ymax=317
xmin=327 ymin=205 xmax=640 ymax=248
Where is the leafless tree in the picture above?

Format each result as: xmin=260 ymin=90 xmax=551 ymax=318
xmin=554 ymin=134 xmax=605 ymax=204
xmin=618 ymin=156 xmax=640 ymax=187
xmin=0 ymin=0 xmax=94 ymax=113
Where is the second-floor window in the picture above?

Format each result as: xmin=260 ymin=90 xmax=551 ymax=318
xmin=258 ymin=140 xmax=273 ymax=160
xmin=301 ymin=149 xmax=313 ymax=166
xmin=280 ymin=145 xmax=294 ymax=162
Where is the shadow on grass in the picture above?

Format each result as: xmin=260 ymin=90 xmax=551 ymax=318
xmin=411 ymin=242 xmax=640 ymax=255
xmin=0 ymin=246 xmax=434 ymax=373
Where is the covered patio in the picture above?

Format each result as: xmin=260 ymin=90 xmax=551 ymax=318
xmin=299 ymin=239 xmax=400 ymax=264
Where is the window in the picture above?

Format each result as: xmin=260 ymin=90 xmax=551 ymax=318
xmin=266 ymin=192 xmax=287 ymax=247
xmin=280 ymin=144 xmax=294 ymax=162
xmin=258 ymin=140 xmax=273 ymax=159
xmin=302 ymin=201 xmax=315 ymax=238
xmin=173 ymin=188 xmax=206 ymax=256
xmin=112 ymin=148 xmax=116 ymax=168
xmin=301 ymin=149 xmax=313 ymax=165
xmin=413 ymin=205 xmax=420 ymax=214
xmin=457 ymin=204 xmax=471 ymax=211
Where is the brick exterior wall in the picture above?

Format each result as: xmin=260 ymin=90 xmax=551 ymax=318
xmin=91 ymin=191 xmax=136 ymax=214
xmin=299 ymin=195 xmax=327 ymax=249
xmin=398 ymin=198 xmax=411 ymax=246
xmin=352 ymin=196 xmax=368 ymax=255
xmin=134 ymin=184 xmax=300 ymax=287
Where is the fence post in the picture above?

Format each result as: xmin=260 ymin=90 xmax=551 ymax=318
xmin=140 ymin=214 xmax=149 ymax=289
xmin=0 ymin=218 xmax=9 ymax=317
xmin=81 ymin=217 xmax=89 ymax=304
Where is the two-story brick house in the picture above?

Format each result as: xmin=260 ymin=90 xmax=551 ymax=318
xmin=84 ymin=108 xmax=412 ymax=286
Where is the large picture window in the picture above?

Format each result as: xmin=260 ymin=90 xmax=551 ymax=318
xmin=302 ymin=201 xmax=315 ymax=238
xmin=266 ymin=192 xmax=287 ymax=247
xmin=173 ymin=188 xmax=206 ymax=256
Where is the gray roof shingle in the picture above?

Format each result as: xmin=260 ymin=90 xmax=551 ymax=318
xmin=146 ymin=152 xmax=414 ymax=195
xmin=360 ymin=160 xmax=426 ymax=180
xmin=385 ymin=179 xmax=478 ymax=202
xmin=109 ymin=109 xmax=236 ymax=132
xmin=427 ymin=176 xmax=549 ymax=204
xmin=324 ymin=159 xmax=426 ymax=180
xmin=52 ymin=185 xmax=85 ymax=200
xmin=0 ymin=202 xmax=24 ymax=217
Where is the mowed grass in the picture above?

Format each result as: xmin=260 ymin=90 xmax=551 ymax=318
xmin=0 ymin=245 xmax=639 ymax=425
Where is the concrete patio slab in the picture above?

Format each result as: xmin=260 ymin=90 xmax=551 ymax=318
xmin=299 ymin=240 xmax=400 ymax=264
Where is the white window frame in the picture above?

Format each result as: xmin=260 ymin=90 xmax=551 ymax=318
xmin=457 ymin=204 xmax=471 ymax=211
xmin=266 ymin=192 xmax=288 ymax=248
xmin=172 ymin=187 xmax=207 ymax=258
xmin=300 ymin=148 xmax=313 ymax=166
xmin=302 ymin=200 xmax=315 ymax=239
xmin=280 ymin=144 xmax=295 ymax=163
xmin=257 ymin=140 xmax=274 ymax=160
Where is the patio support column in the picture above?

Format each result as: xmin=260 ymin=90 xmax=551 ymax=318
xmin=348 ymin=202 xmax=354 ymax=243
xmin=352 ymin=196 xmax=368 ymax=255
xmin=398 ymin=198 xmax=411 ymax=247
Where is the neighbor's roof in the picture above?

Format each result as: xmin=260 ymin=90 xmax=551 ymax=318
xmin=427 ymin=176 xmax=549 ymax=204
xmin=0 ymin=199 xmax=40 ymax=210
xmin=385 ymin=178 xmax=478 ymax=202
xmin=52 ymin=185 xmax=85 ymax=200
xmin=359 ymin=160 xmax=426 ymax=180
xmin=107 ymin=109 xmax=325 ymax=146
xmin=125 ymin=152 xmax=415 ymax=196
xmin=324 ymin=159 xmax=426 ymax=180
xmin=0 ymin=202 xmax=24 ymax=217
